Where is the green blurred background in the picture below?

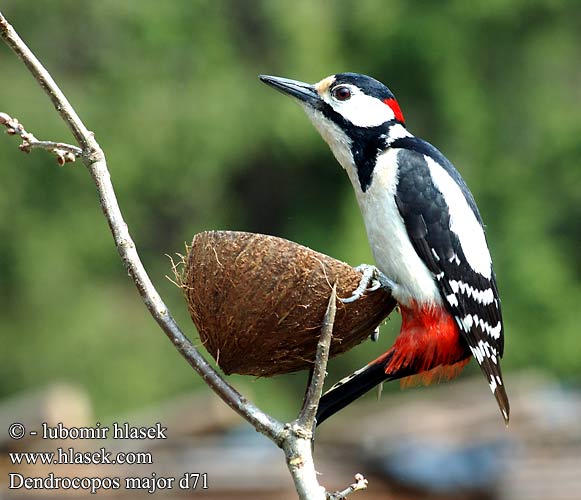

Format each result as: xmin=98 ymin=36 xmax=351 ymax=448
xmin=0 ymin=0 xmax=580 ymax=422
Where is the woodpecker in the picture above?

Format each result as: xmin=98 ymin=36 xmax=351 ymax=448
xmin=259 ymin=73 xmax=509 ymax=426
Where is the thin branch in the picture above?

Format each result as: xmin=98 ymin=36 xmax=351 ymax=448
xmin=0 ymin=111 xmax=81 ymax=164
xmin=328 ymin=474 xmax=369 ymax=500
xmin=0 ymin=9 xmax=284 ymax=444
xmin=298 ymin=283 xmax=337 ymax=431
xmin=278 ymin=287 xmax=338 ymax=500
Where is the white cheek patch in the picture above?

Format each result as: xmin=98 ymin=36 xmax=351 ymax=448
xmin=326 ymin=92 xmax=395 ymax=128
xmin=425 ymin=156 xmax=492 ymax=279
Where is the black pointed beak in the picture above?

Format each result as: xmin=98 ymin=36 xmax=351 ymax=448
xmin=259 ymin=75 xmax=320 ymax=107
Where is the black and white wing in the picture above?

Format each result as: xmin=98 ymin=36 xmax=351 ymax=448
xmin=392 ymin=138 xmax=509 ymax=423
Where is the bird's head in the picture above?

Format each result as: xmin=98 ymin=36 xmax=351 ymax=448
xmin=259 ymin=73 xmax=407 ymax=184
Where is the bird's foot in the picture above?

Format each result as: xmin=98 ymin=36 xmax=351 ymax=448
xmin=340 ymin=264 xmax=396 ymax=303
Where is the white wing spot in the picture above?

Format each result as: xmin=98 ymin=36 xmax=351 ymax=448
xmin=470 ymin=344 xmax=484 ymax=364
xmin=431 ymin=248 xmax=441 ymax=262
xmin=489 ymin=374 xmax=498 ymax=393
xmin=462 ymin=314 xmax=474 ymax=331
xmin=449 ymin=253 xmax=461 ymax=265
xmin=446 ymin=293 xmax=458 ymax=307
xmin=481 ymin=340 xmax=490 ymax=357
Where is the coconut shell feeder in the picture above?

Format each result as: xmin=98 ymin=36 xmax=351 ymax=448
xmin=178 ymin=230 xmax=396 ymax=377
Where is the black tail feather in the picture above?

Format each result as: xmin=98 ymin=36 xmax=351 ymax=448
xmin=316 ymin=360 xmax=392 ymax=427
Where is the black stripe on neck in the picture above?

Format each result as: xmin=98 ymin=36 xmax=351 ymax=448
xmin=319 ymin=101 xmax=402 ymax=191
xmin=350 ymin=120 xmax=401 ymax=191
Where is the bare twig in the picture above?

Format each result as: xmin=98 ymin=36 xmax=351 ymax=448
xmin=0 ymin=111 xmax=81 ymax=164
xmin=299 ymin=284 xmax=337 ymax=430
xmin=328 ymin=474 xmax=369 ymax=500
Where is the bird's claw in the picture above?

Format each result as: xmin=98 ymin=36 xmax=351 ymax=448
xmin=340 ymin=264 xmax=395 ymax=303
xmin=340 ymin=264 xmax=377 ymax=303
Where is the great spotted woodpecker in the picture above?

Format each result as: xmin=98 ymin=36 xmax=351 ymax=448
xmin=260 ymin=73 xmax=509 ymax=426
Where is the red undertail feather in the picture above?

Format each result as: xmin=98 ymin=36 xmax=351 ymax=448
xmin=376 ymin=302 xmax=469 ymax=387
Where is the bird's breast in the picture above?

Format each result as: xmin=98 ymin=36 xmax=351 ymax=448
xmin=354 ymin=149 xmax=442 ymax=307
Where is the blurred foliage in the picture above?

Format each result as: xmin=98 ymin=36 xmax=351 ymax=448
xmin=0 ymin=0 xmax=580 ymax=420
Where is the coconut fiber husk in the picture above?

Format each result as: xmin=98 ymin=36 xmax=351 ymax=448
xmin=177 ymin=230 xmax=396 ymax=377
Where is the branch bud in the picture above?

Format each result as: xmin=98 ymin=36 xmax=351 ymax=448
xmin=55 ymin=150 xmax=66 ymax=166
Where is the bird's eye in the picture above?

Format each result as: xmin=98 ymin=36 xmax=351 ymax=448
xmin=332 ymin=86 xmax=352 ymax=101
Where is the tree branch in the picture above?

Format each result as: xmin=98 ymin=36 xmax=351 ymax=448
xmin=298 ymin=284 xmax=337 ymax=430
xmin=0 ymin=112 xmax=81 ymax=165
xmin=328 ymin=474 xmax=369 ymax=500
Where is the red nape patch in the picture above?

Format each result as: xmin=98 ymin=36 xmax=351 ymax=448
xmin=383 ymin=302 xmax=468 ymax=385
xmin=383 ymin=98 xmax=405 ymax=123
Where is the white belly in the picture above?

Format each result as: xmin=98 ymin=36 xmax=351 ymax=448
xmin=353 ymin=149 xmax=442 ymax=307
